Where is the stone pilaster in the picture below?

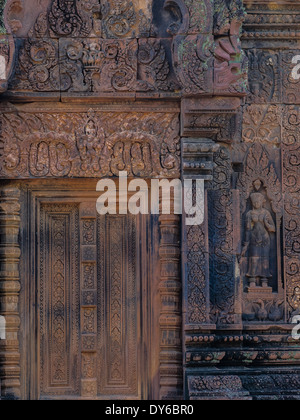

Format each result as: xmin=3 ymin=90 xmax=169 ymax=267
xmin=159 ymin=214 xmax=182 ymax=400
xmin=0 ymin=187 xmax=21 ymax=399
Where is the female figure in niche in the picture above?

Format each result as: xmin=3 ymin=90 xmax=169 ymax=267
xmin=241 ymin=192 xmax=276 ymax=288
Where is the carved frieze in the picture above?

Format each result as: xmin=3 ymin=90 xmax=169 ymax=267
xmin=188 ymin=371 xmax=300 ymax=400
xmin=0 ymin=109 xmax=180 ymax=178
xmin=3 ymin=0 xmax=249 ymax=98
xmin=243 ymin=0 xmax=300 ymax=42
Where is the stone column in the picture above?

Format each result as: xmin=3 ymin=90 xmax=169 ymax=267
xmin=0 ymin=187 xmax=21 ymax=399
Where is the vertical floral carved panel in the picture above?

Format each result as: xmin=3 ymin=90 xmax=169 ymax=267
xmin=98 ymin=214 xmax=140 ymax=398
xmin=39 ymin=204 xmax=80 ymax=397
xmin=282 ymin=105 xmax=300 ymax=317
xmin=209 ymin=190 xmax=239 ymax=325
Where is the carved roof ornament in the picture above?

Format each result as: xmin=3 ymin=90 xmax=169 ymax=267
xmin=0 ymin=0 xmax=23 ymax=93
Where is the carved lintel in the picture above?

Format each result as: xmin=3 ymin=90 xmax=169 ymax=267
xmin=0 ymin=186 xmax=21 ymax=400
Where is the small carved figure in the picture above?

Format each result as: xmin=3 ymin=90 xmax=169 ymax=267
xmin=241 ymin=192 xmax=276 ymax=288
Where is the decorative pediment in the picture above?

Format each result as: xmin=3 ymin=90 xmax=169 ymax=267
xmin=1 ymin=0 xmax=248 ymax=98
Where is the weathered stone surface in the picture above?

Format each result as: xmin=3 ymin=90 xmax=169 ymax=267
xmin=2 ymin=0 xmax=247 ymax=98
xmin=0 ymin=0 xmax=299 ymax=402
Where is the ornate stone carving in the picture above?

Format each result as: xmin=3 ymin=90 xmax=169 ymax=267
xmin=213 ymin=146 xmax=232 ymax=190
xmin=98 ymin=214 xmax=140 ymax=397
xmin=0 ymin=110 xmax=180 ymax=178
xmin=214 ymin=0 xmax=245 ymax=36
xmin=186 ymin=222 xmax=209 ymax=325
xmin=159 ymin=213 xmax=182 ymax=399
xmin=237 ymin=144 xmax=284 ymax=321
xmin=102 ymin=0 xmax=151 ymax=39
xmin=181 ymin=97 xmax=242 ymax=141
xmin=237 ymin=143 xmax=282 ymax=216
xmin=11 ymin=38 xmax=60 ymax=92
xmin=182 ymin=138 xmax=219 ymax=328
xmin=241 ymin=192 xmax=276 ymax=289
xmin=242 ymin=104 xmax=281 ymax=145
xmin=29 ymin=0 xmax=101 ymax=38
xmin=246 ymin=50 xmax=280 ymax=104
xmin=282 ymin=50 xmax=300 ymax=105
xmin=172 ymin=34 xmax=214 ymax=95
xmin=4 ymin=0 xmax=250 ymax=98
xmin=137 ymin=38 xmax=179 ymax=92
xmin=60 ymin=38 xmax=137 ymax=93
xmin=188 ymin=371 xmax=300 ymax=400
xmin=214 ymin=35 xmax=248 ymax=95
xmin=164 ymin=0 xmax=213 ymax=35
xmin=243 ymin=0 xmax=300 ymax=42
xmin=188 ymin=375 xmax=250 ymax=400
xmin=182 ymin=138 xmax=219 ymax=181
xmin=39 ymin=203 xmax=80 ymax=397
xmin=209 ymin=190 xmax=239 ymax=325
xmin=0 ymin=0 xmax=24 ymax=92
xmin=282 ymin=105 xmax=300 ymax=318
xmin=0 ymin=187 xmax=21 ymax=399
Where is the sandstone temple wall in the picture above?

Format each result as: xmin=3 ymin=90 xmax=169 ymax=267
xmin=0 ymin=0 xmax=299 ymax=400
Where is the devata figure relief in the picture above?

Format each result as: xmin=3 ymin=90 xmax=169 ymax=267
xmin=242 ymin=191 xmax=276 ymax=289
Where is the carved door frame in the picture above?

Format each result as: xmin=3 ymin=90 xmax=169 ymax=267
xmin=18 ymin=179 xmax=162 ymax=400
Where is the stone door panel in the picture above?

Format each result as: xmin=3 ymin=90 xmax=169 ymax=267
xmin=34 ymin=194 xmax=151 ymax=400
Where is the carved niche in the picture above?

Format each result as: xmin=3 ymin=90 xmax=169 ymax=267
xmin=0 ymin=108 xmax=181 ymax=178
xmin=237 ymin=143 xmax=284 ymax=323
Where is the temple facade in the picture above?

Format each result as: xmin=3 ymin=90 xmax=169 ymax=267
xmin=0 ymin=0 xmax=299 ymax=400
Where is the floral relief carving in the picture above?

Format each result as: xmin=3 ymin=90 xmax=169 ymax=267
xmin=242 ymin=104 xmax=281 ymax=145
xmin=60 ymin=38 xmax=137 ymax=93
xmin=0 ymin=110 xmax=180 ymax=178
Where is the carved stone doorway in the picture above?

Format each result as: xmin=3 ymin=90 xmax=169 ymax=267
xmin=19 ymin=180 xmax=160 ymax=400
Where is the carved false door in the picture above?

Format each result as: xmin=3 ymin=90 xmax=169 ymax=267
xmin=36 ymin=197 xmax=153 ymax=400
